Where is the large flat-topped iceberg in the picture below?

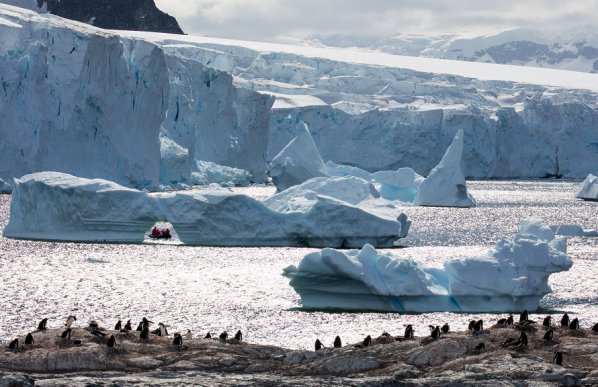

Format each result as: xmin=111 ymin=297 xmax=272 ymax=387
xmin=4 ymin=172 xmax=410 ymax=248
xmin=576 ymin=174 xmax=598 ymax=201
xmin=283 ymin=219 xmax=572 ymax=312
xmin=3 ymin=172 xmax=158 ymax=243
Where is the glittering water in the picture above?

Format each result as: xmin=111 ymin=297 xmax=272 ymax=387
xmin=0 ymin=181 xmax=596 ymax=350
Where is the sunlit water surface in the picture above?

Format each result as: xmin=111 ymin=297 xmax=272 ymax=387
xmin=0 ymin=181 xmax=596 ymax=350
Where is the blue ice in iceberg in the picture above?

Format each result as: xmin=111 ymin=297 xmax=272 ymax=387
xmin=283 ymin=218 xmax=572 ymax=312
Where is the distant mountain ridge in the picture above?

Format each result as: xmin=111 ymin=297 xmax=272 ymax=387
xmin=35 ymin=0 xmax=184 ymax=34
xmin=307 ymin=28 xmax=598 ymax=73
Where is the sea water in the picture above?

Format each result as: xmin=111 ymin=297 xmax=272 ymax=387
xmin=0 ymin=181 xmax=595 ymax=349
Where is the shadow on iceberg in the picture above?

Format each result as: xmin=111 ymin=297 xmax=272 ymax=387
xmin=283 ymin=218 xmax=572 ymax=313
xmin=3 ymin=172 xmax=410 ymax=248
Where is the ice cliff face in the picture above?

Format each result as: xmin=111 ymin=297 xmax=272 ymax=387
xmin=0 ymin=5 xmax=273 ymax=188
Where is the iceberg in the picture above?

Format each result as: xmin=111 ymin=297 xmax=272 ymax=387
xmin=3 ymin=172 xmax=158 ymax=243
xmin=576 ymin=174 xmax=598 ymax=201
xmin=4 ymin=172 xmax=410 ymax=248
xmin=373 ymin=168 xmax=424 ymax=202
xmin=190 ymin=160 xmax=251 ymax=187
xmin=550 ymin=224 xmax=598 ymax=237
xmin=283 ymin=218 xmax=572 ymax=312
xmin=269 ymin=122 xmax=328 ymax=192
xmin=414 ymin=129 xmax=476 ymax=207
xmin=0 ymin=178 xmax=11 ymax=194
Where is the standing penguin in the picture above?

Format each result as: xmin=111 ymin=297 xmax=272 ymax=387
xmin=441 ymin=323 xmax=450 ymax=334
xmin=124 ymin=320 xmax=132 ymax=331
xmin=60 ymin=328 xmax=72 ymax=340
xmin=430 ymin=326 xmax=441 ymax=339
xmin=25 ymin=333 xmax=34 ymax=346
xmin=219 ymin=331 xmax=228 ymax=342
xmin=473 ymin=320 xmax=484 ymax=333
xmin=362 ymin=335 xmax=372 ymax=347
xmin=158 ymin=323 xmax=169 ymax=337
xmin=543 ymin=316 xmax=552 ymax=327
xmin=404 ymin=325 xmax=414 ymax=339
xmin=553 ymin=351 xmax=563 ymax=365
xmin=140 ymin=327 xmax=149 ymax=340
xmin=65 ymin=316 xmax=77 ymax=329
xmin=519 ymin=310 xmax=529 ymax=322
xmin=560 ymin=314 xmax=570 ymax=327
xmin=333 ymin=336 xmax=342 ymax=348
xmin=315 ymin=338 xmax=323 ymax=351
xmin=234 ymin=330 xmax=243 ymax=342
xmin=8 ymin=338 xmax=18 ymax=349
xmin=173 ymin=333 xmax=183 ymax=347
xmin=114 ymin=320 xmax=122 ymax=331
xmin=37 ymin=318 xmax=48 ymax=331
xmin=204 ymin=332 xmax=212 ymax=339
xmin=569 ymin=318 xmax=580 ymax=330
xmin=107 ymin=335 xmax=116 ymax=348
xmin=544 ymin=329 xmax=554 ymax=342
xmin=185 ymin=330 xmax=193 ymax=341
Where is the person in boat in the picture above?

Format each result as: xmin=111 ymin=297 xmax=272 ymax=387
xmin=151 ymin=227 xmax=160 ymax=237
xmin=161 ymin=228 xmax=171 ymax=238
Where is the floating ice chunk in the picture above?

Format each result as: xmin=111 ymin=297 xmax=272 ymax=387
xmin=269 ymin=122 xmax=327 ymax=192
xmin=284 ymin=218 xmax=571 ymax=312
xmin=373 ymin=168 xmax=424 ymax=202
xmin=0 ymin=178 xmax=11 ymax=193
xmin=4 ymin=172 xmax=409 ymax=248
xmin=414 ymin=129 xmax=476 ymax=207
xmin=3 ymin=172 xmax=159 ymax=243
xmin=550 ymin=224 xmax=598 ymax=237
xmin=576 ymin=174 xmax=598 ymax=201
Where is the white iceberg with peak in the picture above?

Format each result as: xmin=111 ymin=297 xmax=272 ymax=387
xmin=4 ymin=172 xmax=410 ymax=248
xmin=576 ymin=174 xmax=598 ymax=201
xmin=283 ymin=218 xmax=572 ymax=312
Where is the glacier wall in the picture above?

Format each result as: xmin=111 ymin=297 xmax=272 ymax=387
xmin=0 ymin=5 xmax=273 ymax=189
xmin=0 ymin=6 xmax=168 ymax=188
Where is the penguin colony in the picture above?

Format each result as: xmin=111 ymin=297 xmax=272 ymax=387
xmin=5 ymin=310 xmax=598 ymax=367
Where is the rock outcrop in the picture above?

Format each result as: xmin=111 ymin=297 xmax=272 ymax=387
xmin=38 ymin=0 xmax=184 ymax=34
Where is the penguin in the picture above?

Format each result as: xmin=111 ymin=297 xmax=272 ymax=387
xmin=114 ymin=320 xmax=122 ymax=331
xmin=219 ymin=331 xmax=228 ymax=342
xmin=173 ymin=333 xmax=183 ymax=347
xmin=502 ymin=337 xmax=518 ymax=347
xmin=89 ymin=321 xmax=99 ymax=330
xmin=515 ymin=331 xmax=528 ymax=348
xmin=543 ymin=316 xmax=552 ymax=327
xmin=142 ymin=317 xmax=152 ymax=330
xmin=430 ymin=326 xmax=441 ymax=339
xmin=543 ymin=329 xmax=554 ymax=342
xmin=592 ymin=322 xmax=598 ymax=332
xmin=124 ymin=320 xmax=132 ymax=331
xmin=185 ymin=330 xmax=193 ymax=341
xmin=65 ymin=316 xmax=77 ymax=329
xmin=315 ymin=338 xmax=323 ymax=351
xmin=441 ymin=323 xmax=450 ymax=334
xmin=136 ymin=322 xmax=143 ymax=331
xmin=363 ymin=335 xmax=372 ymax=347
xmin=560 ymin=314 xmax=570 ymax=327
xmin=468 ymin=320 xmax=476 ymax=331
xmin=507 ymin=314 xmax=514 ymax=325
xmin=140 ymin=327 xmax=149 ymax=340
xmin=73 ymin=339 xmax=82 ymax=346
xmin=38 ymin=318 xmax=48 ymax=331
xmin=205 ymin=332 xmax=212 ymax=339
xmin=553 ymin=351 xmax=563 ymax=365
xmin=60 ymin=328 xmax=72 ymax=340
xmin=107 ymin=335 xmax=116 ymax=348
xmin=91 ymin=328 xmax=107 ymax=337
xmin=569 ymin=318 xmax=580 ymax=330
xmin=473 ymin=319 xmax=484 ymax=333
xmin=519 ymin=310 xmax=529 ymax=322
xmin=404 ymin=325 xmax=414 ymax=339
xmin=158 ymin=323 xmax=168 ymax=337
xmin=25 ymin=333 xmax=34 ymax=346
xmin=8 ymin=338 xmax=18 ymax=350
xmin=234 ymin=330 xmax=243 ymax=342
xmin=333 ymin=336 xmax=342 ymax=348
xmin=475 ymin=342 xmax=485 ymax=352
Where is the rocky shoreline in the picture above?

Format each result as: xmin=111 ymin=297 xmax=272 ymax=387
xmin=2 ymin=321 xmax=598 ymax=386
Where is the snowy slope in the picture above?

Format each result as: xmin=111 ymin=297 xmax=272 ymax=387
xmin=308 ymin=27 xmax=598 ymax=74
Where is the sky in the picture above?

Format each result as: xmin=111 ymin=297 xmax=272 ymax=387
xmin=154 ymin=0 xmax=598 ymax=42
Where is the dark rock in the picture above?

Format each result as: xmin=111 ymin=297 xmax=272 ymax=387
xmin=37 ymin=0 xmax=184 ymax=34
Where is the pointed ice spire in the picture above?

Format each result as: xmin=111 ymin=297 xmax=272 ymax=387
xmin=414 ymin=129 xmax=476 ymax=207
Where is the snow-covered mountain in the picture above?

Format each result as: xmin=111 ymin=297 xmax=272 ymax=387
xmin=1 ymin=4 xmax=597 ymax=190
xmin=307 ymin=27 xmax=598 ymax=74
